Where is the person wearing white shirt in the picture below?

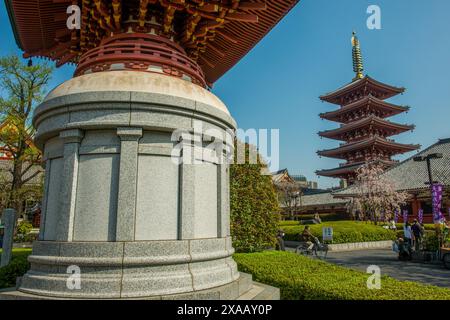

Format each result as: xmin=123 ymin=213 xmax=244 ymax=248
xmin=403 ymin=222 xmax=413 ymax=248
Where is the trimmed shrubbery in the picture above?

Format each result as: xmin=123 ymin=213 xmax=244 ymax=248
xmin=234 ymin=251 xmax=450 ymax=300
xmin=14 ymin=221 xmax=37 ymax=243
xmin=280 ymin=221 xmax=397 ymax=243
xmin=280 ymin=213 xmax=345 ymax=224
xmin=0 ymin=248 xmax=31 ymax=289
xmin=230 ymin=142 xmax=280 ymax=253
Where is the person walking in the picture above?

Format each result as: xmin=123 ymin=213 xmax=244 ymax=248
xmin=313 ymin=212 xmax=322 ymax=224
xmin=403 ymin=221 xmax=413 ymax=249
xmin=276 ymin=230 xmax=286 ymax=251
xmin=411 ymin=219 xmax=423 ymax=251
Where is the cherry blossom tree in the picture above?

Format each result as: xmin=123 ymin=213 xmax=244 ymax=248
xmin=349 ymin=163 xmax=410 ymax=224
xmin=275 ymin=181 xmax=303 ymax=220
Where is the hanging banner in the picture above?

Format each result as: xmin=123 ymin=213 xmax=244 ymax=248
xmin=418 ymin=209 xmax=424 ymax=224
xmin=403 ymin=210 xmax=409 ymax=223
xmin=431 ymin=184 xmax=444 ymax=223
xmin=394 ymin=209 xmax=399 ymax=223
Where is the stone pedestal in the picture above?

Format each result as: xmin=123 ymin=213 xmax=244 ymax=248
xmin=0 ymin=209 xmax=16 ymax=267
xmin=17 ymin=71 xmax=248 ymax=299
xmin=1 ymin=273 xmax=280 ymax=300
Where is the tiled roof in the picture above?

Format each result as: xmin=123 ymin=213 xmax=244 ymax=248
xmin=319 ymin=76 xmax=405 ymax=104
xmin=317 ymin=136 xmax=420 ymax=158
xmin=318 ymin=115 xmax=415 ymax=139
xmin=271 ymin=168 xmax=297 ymax=184
xmin=301 ymin=192 xmax=348 ymax=207
xmin=335 ymin=138 xmax=450 ymax=196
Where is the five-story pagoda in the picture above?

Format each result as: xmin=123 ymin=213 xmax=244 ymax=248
xmin=316 ymin=32 xmax=420 ymax=184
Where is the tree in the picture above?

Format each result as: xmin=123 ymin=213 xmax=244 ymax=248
xmin=0 ymin=55 xmax=52 ymax=215
xmin=230 ymin=141 xmax=280 ymax=252
xmin=349 ymin=163 xmax=409 ymax=224
xmin=274 ymin=181 xmax=303 ymax=220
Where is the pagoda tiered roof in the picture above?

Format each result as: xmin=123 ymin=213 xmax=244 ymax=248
xmin=316 ymin=159 xmax=396 ymax=179
xmin=319 ymin=76 xmax=405 ymax=105
xmin=318 ymin=115 xmax=415 ymax=141
xmin=319 ymin=95 xmax=410 ymax=124
xmin=5 ymin=0 xmax=299 ymax=85
xmin=317 ymin=136 xmax=420 ymax=159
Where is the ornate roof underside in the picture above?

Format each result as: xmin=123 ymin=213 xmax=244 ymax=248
xmin=5 ymin=0 xmax=299 ymax=85
xmin=317 ymin=136 xmax=420 ymax=159
xmin=316 ymin=159 xmax=395 ymax=179
xmin=318 ymin=115 xmax=415 ymax=141
xmin=319 ymin=95 xmax=410 ymax=124
xmin=320 ymin=76 xmax=405 ymax=105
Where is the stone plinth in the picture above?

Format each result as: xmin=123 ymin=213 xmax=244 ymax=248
xmin=1 ymin=209 xmax=16 ymax=267
xmin=19 ymin=71 xmax=245 ymax=299
xmin=1 ymin=273 xmax=280 ymax=300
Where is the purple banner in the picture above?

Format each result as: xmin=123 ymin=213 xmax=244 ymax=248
xmin=418 ymin=209 xmax=424 ymax=224
xmin=394 ymin=209 xmax=399 ymax=223
xmin=403 ymin=210 xmax=409 ymax=223
xmin=431 ymin=184 xmax=444 ymax=223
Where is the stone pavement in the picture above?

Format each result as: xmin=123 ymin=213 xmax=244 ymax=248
xmin=324 ymin=249 xmax=450 ymax=288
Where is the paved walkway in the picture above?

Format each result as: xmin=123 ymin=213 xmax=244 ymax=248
xmin=323 ymin=249 xmax=450 ymax=288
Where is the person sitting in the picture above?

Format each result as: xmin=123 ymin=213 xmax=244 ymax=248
xmin=313 ymin=212 xmax=322 ymax=224
xmin=389 ymin=218 xmax=397 ymax=230
xmin=397 ymin=237 xmax=412 ymax=261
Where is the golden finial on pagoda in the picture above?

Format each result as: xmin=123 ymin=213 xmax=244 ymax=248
xmin=351 ymin=31 xmax=364 ymax=81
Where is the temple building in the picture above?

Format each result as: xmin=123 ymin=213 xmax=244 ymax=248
xmin=334 ymin=138 xmax=450 ymax=223
xmin=316 ymin=32 xmax=420 ymax=184
xmin=271 ymin=169 xmax=318 ymax=190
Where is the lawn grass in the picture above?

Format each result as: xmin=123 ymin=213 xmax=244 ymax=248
xmin=234 ymin=251 xmax=450 ymax=300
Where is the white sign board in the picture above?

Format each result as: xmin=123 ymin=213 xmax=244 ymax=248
xmin=322 ymin=227 xmax=333 ymax=242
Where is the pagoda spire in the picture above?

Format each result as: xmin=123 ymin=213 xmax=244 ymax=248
xmin=351 ymin=31 xmax=364 ymax=81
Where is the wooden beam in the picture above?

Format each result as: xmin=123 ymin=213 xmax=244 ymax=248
xmin=238 ymin=1 xmax=267 ymax=10
xmin=138 ymin=0 xmax=149 ymax=28
xmin=215 ymin=29 xmax=239 ymax=44
xmin=225 ymin=12 xmax=259 ymax=23
xmin=112 ymin=0 xmax=122 ymax=30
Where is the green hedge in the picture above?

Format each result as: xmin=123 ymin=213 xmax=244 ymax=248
xmin=230 ymin=142 xmax=280 ymax=253
xmin=280 ymin=213 xmax=345 ymax=225
xmin=280 ymin=221 xmax=397 ymax=244
xmin=0 ymin=248 xmax=31 ymax=289
xmin=234 ymin=251 xmax=450 ymax=300
xmin=395 ymin=223 xmax=436 ymax=231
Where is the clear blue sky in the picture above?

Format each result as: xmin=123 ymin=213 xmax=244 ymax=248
xmin=1 ymin=0 xmax=450 ymax=189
